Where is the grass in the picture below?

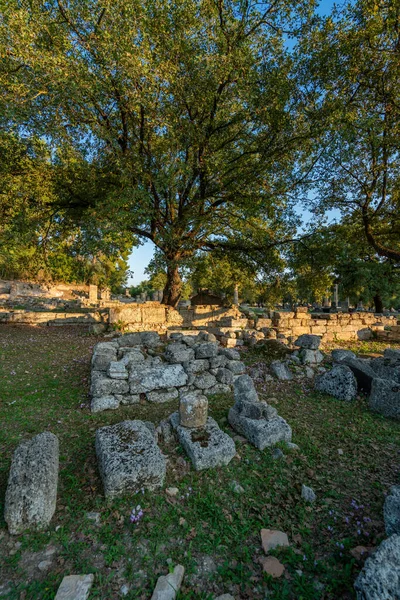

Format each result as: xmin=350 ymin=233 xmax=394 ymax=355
xmin=0 ymin=326 xmax=399 ymax=599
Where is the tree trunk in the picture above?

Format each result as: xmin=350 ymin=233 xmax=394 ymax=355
xmin=373 ymin=293 xmax=383 ymax=313
xmin=161 ymin=262 xmax=182 ymax=307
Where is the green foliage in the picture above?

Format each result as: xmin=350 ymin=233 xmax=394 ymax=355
xmin=0 ymin=0 xmax=316 ymax=303
xmin=301 ymin=0 xmax=400 ymax=262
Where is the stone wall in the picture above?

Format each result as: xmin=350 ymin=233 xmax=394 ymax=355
xmin=268 ymin=309 xmax=397 ymax=343
xmin=0 ymin=279 xmax=90 ymax=301
xmin=0 ymin=309 xmax=107 ymax=329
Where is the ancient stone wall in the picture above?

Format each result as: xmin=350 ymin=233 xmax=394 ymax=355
xmin=268 ymin=308 xmax=397 ymax=343
xmin=0 ymin=309 xmax=107 ymax=329
xmin=0 ymin=279 xmax=90 ymax=301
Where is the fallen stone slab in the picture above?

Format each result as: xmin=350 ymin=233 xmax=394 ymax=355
xmin=369 ymin=378 xmax=400 ymax=420
xmin=95 ymin=420 xmax=166 ymax=498
xmin=129 ymin=364 xmax=187 ymax=393
xmin=5 ymin=432 xmax=59 ymax=535
xmin=384 ymin=486 xmax=400 ymax=536
xmin=354 ymin=534 xmax=400 ymax=600
xmin=370 ymin=357 xmax=400 ymax=384
xmin=150 ymin=564 xmax=185 ymax=600
xmin=170 ymin=412 xmax=236 ymax=471
xmin=294 ymin=334 xmax=321 ymax=350
xmin=314 ymin=365 xmax=357 ymax=401
xmin=147 ymin=388 xmax=179 ymax=403
xmin=228 ymin=407 xmax=292 ymax=450
xmin=54 ymin=574 xmax=94 ymax=600
xmin=91 ymin=395 xmax=120 ymax=413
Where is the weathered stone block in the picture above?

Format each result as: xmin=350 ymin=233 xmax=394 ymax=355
xmin=228 ymin=408 xmax=292 ymax=450
xmin=54 ymin=574 xmax=94 ymax=600
xmin=5 ymin=432 xmax=59 ymax=535
xmin=384 ymin=486 xmax=400 ymax=536
xmin=91 ymin=375 xmax=129 ymax=397
xmin=179 ymin=393 xmax=208 ymax=428
xmin=95 ymin=420 xmax=166 ymax=498
xmin=354 ymin=534 xmax=400 ymax=600
xmin=129 ymin=364 xmax=187 ymax=393
xmin=195 ymin=342 xmax=219 ymax=359
xmin=147 ymin=388 xmax=179 ymax=403
xmin=170 ymin=412 xmax=236 ymax=471
xmin=294 ymin=334 xmax=321 ymax=350
xmin=369 ymin=378 xmax=400 ymax=420
xmin=314 ymin=365 xmax=357 ymax=401
xmin=91 ymin=395 xmax=120 ymax=413
xmin=164 ymin=343 xmax=195 ymax=364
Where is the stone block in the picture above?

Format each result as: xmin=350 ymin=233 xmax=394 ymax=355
xmin=179 ymin=393 xmax=208 ymax=428
xmin=91 ymin=375 xmax=129 ymax=397
xmin=194 ymin=373 xmax=217 ymax=389
xmin=91 ymin=395 xmax=120 ymax=413
xmin=384 ymin=485 xmax=400 ymax=536
xmin=270 ymin=361 xmax=292 ymax=380
xmin=228 ymin=407 xmax=292 ymax=450
xmin=227 ymin=360 xmax=246 ymax=375
xmin=294 ymin=334 xmax=321 ymax=350
xmin=95 ymin=420 xmax=166 ymax=498
xmin=234 ymin=374 xmax=259 ymax=403
xmin=369 ymin=378 xmax=400 ymax=419
xmin=150 ymin=565 xmax=185 ymax=600
xmin=5 ymin=432 xmax=59 ymax=535
xmin=354 ymin=535 xmax=400 ymax=600
xmin=170 ymin=412 xmax=236 ymax=470
xmin=164 ymin=343 xmax=195 ymax=364
xmin=343 ymin=357 xmax=377 ymax=393
xmin=314 ymin=365 xmax=357 ymax=401
xmin=108 ymin=361 xmax=128 ymax=379
xmin=194 ymin=342 xmax=219 ymax=359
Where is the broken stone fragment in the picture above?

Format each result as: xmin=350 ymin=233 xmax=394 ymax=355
xmin=54 ymin=574 xmax=94 ymax=600
xmin=179 ymin=393 xmax=208 ymax=428
xmin=150 ymin=564 xmax=185 ymax=600
xmin=95 ymin=420 xmax=166 ymax=498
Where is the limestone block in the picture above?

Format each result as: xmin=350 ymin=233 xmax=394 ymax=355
xmin=91 ymin=395 xmax=120 ymax=413
xmin=95 ymin=420 xmax=166 ymax=498
xmin=314 ymin=365 xmax=357 ymax=401
xmin=179 ymin=393 xmax=208 ymax=428
xmin=5 ymin=432 xmax=59 ymax=535
xmin=91 ymin=375 xmax=129 ymax=397
xmin=194 ymin=373 xmax=217 ymax=389
xmin=170 ymin=413 xmax=236 ymax=471
xmin=150 ymin=565 xmax=185 ymax=600
xmin=228 ymin=408 xmax=292 ymax=450
xmin=108 ymin=361 xmax=128 ymax=379
xmin=384 ymin=486 xmax=400 ymax=536
xmin=164 ymin=343 xmax=195 ymax=364
xmin=369 ymin=378 xmax=400 ymax=420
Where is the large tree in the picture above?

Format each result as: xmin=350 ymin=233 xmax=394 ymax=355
xmin=302 ymin=0 xmax=400 ymax=262
xmin=1 ymin=0 xmax=315 ymax=305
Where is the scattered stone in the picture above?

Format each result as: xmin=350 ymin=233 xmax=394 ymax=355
xmin=38 ymin=560 xmax=52 ymax=571
xmin=260 ymin=556 xmax=285 ymax=578
xmin=120 ymin=584 xmax=130 ymax=596
xmin=95 ymin=420 xmax=166 ymax=498
xmin=299 ymin=349 xmax=324 ymax=365
xmin=286 ymin=442 xmax=300 ymax=451
xmin=150 ymin=564 xmax=185 ymax=600
xmin=270 ymin=360 xmax=293 ymax=381
xmin=170 ymin=412 xmax=236 ymax=471
xmin=338 ymin=448 xmax=344 ymax=455
xmin=228 ymin=405 xmax=292 ymax=450
xmin=331 ymin=349 xmax=357 ymax=363
xmin=230 ymin=480 xmax=244 ymax=494
xmin=272 ymin=448 xmax=284 ymax=460
xmin=86 ymin=512 xmax=101 ymax=525
xmin=5 ymin=432 xmax=59 ymax=535
xmin=179 ymin=393 xmax=208 ymax=428
xmin=214 ymin=595 xmax=235 ymax=600
xmin=157 ymin=419 xmax=174 ymax=444
xmin=166 ymin=487 xmax=179 ymax=498
xmin=234 ymin=374 xmax=259 ymax=403
xmin=354 ymin=534 xmax=400 ymax=600
xmin=261 ymin=529 xmax=289 ymax=554
xmin=384 ymin=486 xmax=400 ymax=536
xmin=314 ymin=365 xmax=357 ymax=401
xmin=294 ymin=334 xmax=321 ymax=350
xmin=54 ymin=574 xmax=94 ymax=600
xmin=369 ymin=378 xmax=400 ymax=420
xmin=301 ymin=484 xmax=316 ymax=503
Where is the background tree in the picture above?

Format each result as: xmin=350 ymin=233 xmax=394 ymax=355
xmin=302 ymin=0 xmax=400 ymax=262
xmin=1 ymin=0 xmax=316 ymax=305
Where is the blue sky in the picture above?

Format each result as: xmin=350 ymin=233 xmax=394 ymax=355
xmin=127 ymin=0 xmax=339 ymax=285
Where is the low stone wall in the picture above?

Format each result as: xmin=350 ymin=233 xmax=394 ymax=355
xmin=376 ymin=324 xmax=400 ymax=342
xmin=0 ymin=310 xmax=107 ymax=329
xmin=267 ymin=309 xmax=397 ymax=343
xmin=0 ymin=279 xmax=90 ymax=301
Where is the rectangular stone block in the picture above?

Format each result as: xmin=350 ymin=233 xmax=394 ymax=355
xmin=55 ymin=574 xmax=94 ymax=600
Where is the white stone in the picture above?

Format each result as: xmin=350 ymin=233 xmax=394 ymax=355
xmin=150 ymin=565 xmax=185 ymax=600
xmin=54 ymin=574 xmax=94 ymax=600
